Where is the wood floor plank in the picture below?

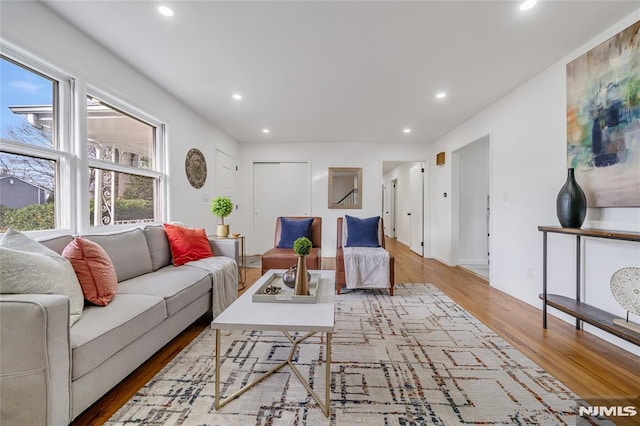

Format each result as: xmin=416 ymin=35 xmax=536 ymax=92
xmin=71 ymin=240 xmax=640 ymax=425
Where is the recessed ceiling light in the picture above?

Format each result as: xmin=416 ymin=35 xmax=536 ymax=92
xmin=232 ymin=93 xmax=243 ymax=100
xmin=519 ymin=0 xmax=536 ymax=11
xmin=262 ymin=128 xmax=270 ymax=134
xmin=158 ymin=5 xmax=174 ymax=17
xmin=436 ymin=92 xmax=447 ymax=99
xmin=403 ymin=128 xmax=411 ymax=134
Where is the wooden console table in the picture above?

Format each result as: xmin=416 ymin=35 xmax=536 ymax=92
xmin=538 ymin=226 xmax=640 ymax=346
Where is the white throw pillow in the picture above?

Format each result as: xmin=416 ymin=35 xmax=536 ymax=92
xmin=0 ymin=228 xmax=84 ymax=326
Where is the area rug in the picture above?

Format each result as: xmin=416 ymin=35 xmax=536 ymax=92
xmin=108 ymin=284 xmax=608 ymax=425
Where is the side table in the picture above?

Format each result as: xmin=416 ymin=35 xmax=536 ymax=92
xmin=234 ymin=235 xmax=246 ymax=289
xmin=209 ymin=235 xmax=246 ymax=290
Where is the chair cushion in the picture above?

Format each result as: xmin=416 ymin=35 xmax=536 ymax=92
xmin=345 ymin=215 xmax=381 ymax=247
xmin=117 ymin=265 xmax=211 ymax=316
xmin=70 ymin=293 xmax=166 ymax=380
xmin=163 ymin=223 xmax=213 ymax=266
xmin=277 ymin=217 xmax=313 ymax=248
xmin=261 ymin=247 xmax=321 ymax=271
xmin=62 ymin=237 xmax=118 ymax=306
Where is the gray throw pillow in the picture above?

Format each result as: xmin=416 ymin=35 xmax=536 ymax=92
xmin=0 ymin=228 xmax=84 ymax=326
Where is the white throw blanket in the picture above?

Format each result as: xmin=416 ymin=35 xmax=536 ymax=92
xmin=343 ymin=247 xmax=390 ymax=289
xmin=186 ymin=256 xmax=238 ymax=317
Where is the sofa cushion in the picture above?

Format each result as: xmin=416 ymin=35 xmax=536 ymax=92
xmin=163 ymin=223 xmax=213 ymax=266
xmin=84 ymin=228 xmax=153 ymax=282
xmin=277 ymin=217 xmax=313 ymax=248
xmin=62 ymin=238 xmax=118 ymax=306
xmin=70 ymin=293 xmax=165 ymax=380
xmin=143 ymin=225 xmax=172 ymax=271
xmin=0 ymin=229 xmax=84 ymax=326
xmin=117 ymin=265 xmax=211 ymax=316
xmin=37 ymin=234 xmax=74 ymax=255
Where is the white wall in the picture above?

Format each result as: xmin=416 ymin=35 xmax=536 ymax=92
xmin=237 ymin=142 xmax=426 ymax=256
xmin=0 ymin=1 xmax=239 ymax=234
xmin=429 ymin=10 xmax=640 ymax=355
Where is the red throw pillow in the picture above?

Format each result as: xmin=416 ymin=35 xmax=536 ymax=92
xmin=62 ymin=237 xmax=118 ymax=306
xmin=163 ymin=223 xmax=213 ymax=266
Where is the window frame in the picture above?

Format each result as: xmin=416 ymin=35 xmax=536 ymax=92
xmin=0 ymin=44 xmax=167 ymax=236
xmin=84 ymin=86 xmax=166 ymax=231
xmin=0 ymin=47 xmax=74 ymax=236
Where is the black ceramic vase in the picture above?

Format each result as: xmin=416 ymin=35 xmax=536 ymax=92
xmin=556 ymin=168 xmax=587 ymax=228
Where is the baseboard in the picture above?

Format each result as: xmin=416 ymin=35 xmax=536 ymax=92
xmin=459 ymin=259 xmax=489 ymax=265
xmin=432 ymin=256 xmax=453 ymax=266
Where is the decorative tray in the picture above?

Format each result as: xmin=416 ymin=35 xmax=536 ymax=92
xmin=252 ymin=272 xmax=321 ymax=304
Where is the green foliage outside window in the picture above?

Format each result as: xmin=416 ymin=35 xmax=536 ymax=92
xmin=0 ymin=203 xmax=54 ymax=232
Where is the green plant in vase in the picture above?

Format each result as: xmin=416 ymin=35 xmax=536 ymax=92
xmin=293 ymin=237 xmax=312 ymax=256
xmin=210 ymin=196 xmax=233 ymax=237
xmin=293 ymin=237 xmax=312 ymax=295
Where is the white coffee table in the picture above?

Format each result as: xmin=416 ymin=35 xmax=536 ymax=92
xmin=210 ymin=269 xmax=335 ymax=417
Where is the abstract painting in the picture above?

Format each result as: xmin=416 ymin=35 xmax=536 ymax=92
xmin=566 ymin=21 xmax=640 ymax=207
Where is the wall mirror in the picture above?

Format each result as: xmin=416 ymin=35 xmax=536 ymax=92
xmin=328 ymin=167 xmax=362 ymax=209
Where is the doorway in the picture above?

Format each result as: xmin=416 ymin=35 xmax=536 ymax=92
xmin=452 ymin=135 xmax=490 ymax=280
xmin=382 ymin=161 xmax=424 ymax=256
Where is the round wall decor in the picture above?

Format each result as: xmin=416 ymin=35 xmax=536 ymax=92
xmin=185 ymin=148 xmax=207 ymax=189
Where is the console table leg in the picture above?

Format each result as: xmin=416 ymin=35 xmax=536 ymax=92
xmin=543 ymin=231 xmax=548 ymax=329
xmin=576 ymin=235 xmax=581 ymax=330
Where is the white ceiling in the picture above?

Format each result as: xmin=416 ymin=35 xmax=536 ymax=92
xmin=42 ymin=1 xmax=639 ymax=145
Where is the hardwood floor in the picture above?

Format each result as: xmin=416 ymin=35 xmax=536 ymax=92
xmin=72 ymin=239 xmax=640 ymax=425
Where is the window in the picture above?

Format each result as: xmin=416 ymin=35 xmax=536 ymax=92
xmin=86 ymin=95 xmax=163 ymax=227
xmin=0 ymin=49 xmax=166 ymax=234
xmin=0 ymin=55 xmax=69 ymax=232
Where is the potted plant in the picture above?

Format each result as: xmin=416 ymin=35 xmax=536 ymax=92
xmin=292 ymin=237 xmax=312 ymax=295
xmin=210 ymin=196 xmax=233 ymax=237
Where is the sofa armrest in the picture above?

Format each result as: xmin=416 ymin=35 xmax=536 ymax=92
xmin=208 ymin=237 xmax=239 ymax=265
xmin=0 ymin=294 xmax=72 ymax=426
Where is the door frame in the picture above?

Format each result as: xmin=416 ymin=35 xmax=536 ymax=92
xmin=381 ymin=160 xmax=425 ymax=256
xmin=451 ymin=133 xmax=492 ymax=276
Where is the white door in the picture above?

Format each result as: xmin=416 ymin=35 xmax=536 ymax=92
xmin=382 ymin=183 xmax=393 ymax=237
xmin=389 ymin=180 xmax=397 ymax=238
xmin=215 ymin=149 xmax=237 ymax=222
xmin=253 ymin=162 xmax=310 ymax=254
xmin=409 ymin=163 xmax=424 ymax=255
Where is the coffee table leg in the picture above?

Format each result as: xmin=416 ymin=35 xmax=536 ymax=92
xmin=325 ymin=332 xmax=332 ymax=417
xmin=213 ymin=329 xmax=332 ymax=417
xmin=215 ymin=328 xmax=221 ymax=409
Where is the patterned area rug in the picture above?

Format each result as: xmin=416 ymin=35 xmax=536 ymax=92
xmin=108 ymin=284 xmax=608 ymax=425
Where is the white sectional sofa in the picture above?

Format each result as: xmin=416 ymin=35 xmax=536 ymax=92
xmin=0 ymin=225 xmax=238 ymax=425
